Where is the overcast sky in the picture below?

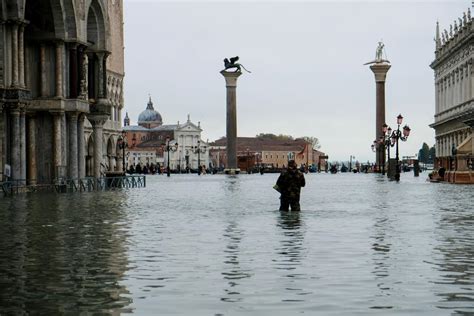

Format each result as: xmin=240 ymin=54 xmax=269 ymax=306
xmin=123 ymin=0 xmax=469 ymax=162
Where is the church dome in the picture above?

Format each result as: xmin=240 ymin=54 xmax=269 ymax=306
xmin=138 ymin=97 xmax=162 ymax=128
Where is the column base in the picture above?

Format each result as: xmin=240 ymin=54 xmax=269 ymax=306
xmin=224 ymin=168 xmax=240 ymax=175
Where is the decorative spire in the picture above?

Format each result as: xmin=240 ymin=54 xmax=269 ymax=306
xmin=124 ymin=112 xmax=130 ymax=126
xmin=187 ymin=114 xmax=190 ymax=122
xmin=198 ymin=121 xmax=201 ymax=129
xmin=454 ymin=20 xmax=458 ymax=33
xmin=177 ymin=120 xmax=180 ymax=127
xmin=147 ymin=95 xmax=154 ymax=110
xmin=449 ymin=24 xmax=453 ymax=37
xmin=435 ymin=21 xmax=441 ymax=49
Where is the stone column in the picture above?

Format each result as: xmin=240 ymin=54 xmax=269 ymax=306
xmin=55 ymin=41 xmax=63 ymax=98
xmin=27 ymin=113 xmax=37 ymax=185
xmin=11 ymin=109 xmax=21 ymax=181
xmin=370 ymin=63 xmax=391 ymax=170
xmin=69 ymin=44 xmax=78 ymax=98
xmin=68 ymin=112 xmax=79 ymax=179
xmin=18 ymin=23 xmax=25 ymax=88
xmin=90 ymin=117 xmax=107 ymax=178
xmin=40 ymin=44 xmax=47 ymax=97
xmin=20 ymin=108 xmax=26 ymax=184
xmin=220 ymin=70 xmax=242 ymax=173
xmin=78 ymin=114 xmax=86 ymax=179
xmin=96 ymin=53 xmax=106 ymax=99
xmin=11 ymin=23 xmax=19 ymax=87
xmin=52 ymin=111 xmax=64 ymax=179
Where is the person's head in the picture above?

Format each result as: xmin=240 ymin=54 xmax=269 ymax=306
xmin=288 ymin=160 xmax=297 ymax=170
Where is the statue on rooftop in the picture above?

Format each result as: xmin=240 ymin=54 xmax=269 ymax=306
xmin=223 ymin=56 xmax=252 ymax=73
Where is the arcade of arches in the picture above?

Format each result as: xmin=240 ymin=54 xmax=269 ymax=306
xmin=0 ymin=0 xmax=125 ymax=184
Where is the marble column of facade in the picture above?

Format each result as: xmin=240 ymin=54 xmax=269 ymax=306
xmin=27 ymin=113 xmax=37 ymax=185
xmin=18 ymin=23 xmax=25 ymax=88
xmin=11 ymin=22 xmax=18 ymax=87
xmin=90 ymin=118 xmax=106 ymax=178
xmin=96 ymin=53 xmax=105 ymax=99
xmin=20 ymin=108 xmax=26 ymax=184
xmin=55 ymin=42 xmax=63 ymax=98
xmin=11 ymin=109 xmax=20 ymax=180
xmin=40 ymin=44 xmax=47 ymax=97
xmin=69 ymin=44 xmax=78 ymax=98
xmin=78 ymin=114 xmax=86 ymax=179
xmin=68 ymin=112 xmax=78 ymax=179
xmin=52 ymin=111 xmax=64 ymax=179
xmin=109 ymin=154 xmax=115 ymax=172
xmin=435 ymin=82 xmax=439 ymax=114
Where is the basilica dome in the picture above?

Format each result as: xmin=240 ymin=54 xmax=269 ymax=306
xmin=138 ymin=97 xmax=163 ymax=128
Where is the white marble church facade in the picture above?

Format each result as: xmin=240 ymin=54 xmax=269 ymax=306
xmin=0 ymin=0 xmax=125 ymax=184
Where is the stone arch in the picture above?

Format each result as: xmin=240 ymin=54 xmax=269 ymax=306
xmin=106 ymin=136 xmax=114 ymax=171
xmin=24 ymin=0 xmax=66 ymax=38
xmin=63 ymin=0 xmax=77 ymax=39
xmin=5 ymin=0 xmax=20 ymax=19
xmin=86 ymin=0 xmax=107 ymax=50
xmin=86 ymin=135 xmax=94 ymax=176
xmin=0 ymin=0 xmax=5 ymax=20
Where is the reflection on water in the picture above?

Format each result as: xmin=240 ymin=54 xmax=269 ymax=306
xmin=432 ymin=187 xmax=474 ymax=315
xmin=0 ymin=192 xmax=132 ymax=314
xmin=221 ymin=221 xmax=251 ymax=303
xmin=0 ymin=174 xmax=473 ymax=315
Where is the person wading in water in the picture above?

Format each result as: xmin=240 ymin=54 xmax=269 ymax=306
xmin=275 ymin=160 xmax=306 ymax=211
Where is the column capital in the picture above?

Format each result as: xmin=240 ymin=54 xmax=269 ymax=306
xmin=370 ymin=63 xmax=391 ymax=82
xmin=50 ymin=110 xmax=65 ymax=116
xmin=221 ymin=70 xmax=242 ymax=87
xmin=67 ymin=111 xmax=79 ymax=119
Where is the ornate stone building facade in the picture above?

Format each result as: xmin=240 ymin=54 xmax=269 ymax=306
xmin=430 ymin=9 xmax=474 ymax=183
xmin=123 ymin=98 xmax=210 ymax=171
xmin=0 ymin=0 xmax=125 ymax=184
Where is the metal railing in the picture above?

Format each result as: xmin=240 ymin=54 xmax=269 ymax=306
xmin=1 ymin=175 xmax=146 ymax=196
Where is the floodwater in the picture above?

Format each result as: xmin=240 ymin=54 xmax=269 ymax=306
xmin=0 ymin=173 xmax=473 ymax=315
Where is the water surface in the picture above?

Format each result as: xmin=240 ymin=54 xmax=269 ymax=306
xmin=0 ymin=173 xmax=473 ymax=315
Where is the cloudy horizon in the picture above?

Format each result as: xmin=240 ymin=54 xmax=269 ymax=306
xmin=123 ymin=0 xmax=469 ymax=162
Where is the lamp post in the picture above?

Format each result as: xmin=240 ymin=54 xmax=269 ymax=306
xmin=372 ymin=115 xmax=411 ymax=181
xmin=164 ymin=136 xmax=178 ymax=177
xmin=371 ymin=139 xmax=384 ymax=174
xmin=246 ymin=148 xmax=250 ymax=173
xmin=392 ymin=114 xmax=411 ymax=181
xmin=117 ymin=130 xmax=128 ymax=174
xmin=192 ymin=140 xmax=206 ymax=175
xmin=349 ymin=155 xmax=355 ymax=172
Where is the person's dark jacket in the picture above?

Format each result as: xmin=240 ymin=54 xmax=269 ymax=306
xmin=276 ymin=168 xmax=305 ymax=200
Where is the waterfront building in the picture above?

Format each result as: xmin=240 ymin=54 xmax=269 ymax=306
xmin=123 ymin=98 xmax=209 ymax=171
xmin=209 ymin=137 xmax=327 ymax=171
xmin=430 ymin=9 xmax=474 ymax=183
xmin=0 ymin=0 xmax=125 ymax=184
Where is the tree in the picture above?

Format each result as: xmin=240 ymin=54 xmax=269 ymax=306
xmin=428 ymin=146 xmax=436 ymax=164
xmin=302 ymin=136 xmax=321 ymax=150
xmin=418 ymin=142 xmax=430 ymax=163
xmin=256 ymin=133 xmax=293 ymax=141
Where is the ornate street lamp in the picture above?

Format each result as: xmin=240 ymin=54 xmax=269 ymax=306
xmin=117 ymin=130 xmax=128 ymax=173
xmin=192 ymin=140 xmax=206 ymax=175
xmin=371 ymin=138 xmax=385 ymax=174
xmin=164 ymin=136 xmax=178 ymax=177
xmin=391 ymin=114 xmax=411 ymax=181
xmin=373 ymin=115 xmax=411 ymax=181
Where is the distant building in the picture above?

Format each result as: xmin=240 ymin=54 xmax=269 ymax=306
xmin=209 ymin=137 xmax=327 ymax=171
xmin=123 ymin=98 xmax=209 ymax=171
xmin=430 ymin=9 xmax=474 ymax=183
